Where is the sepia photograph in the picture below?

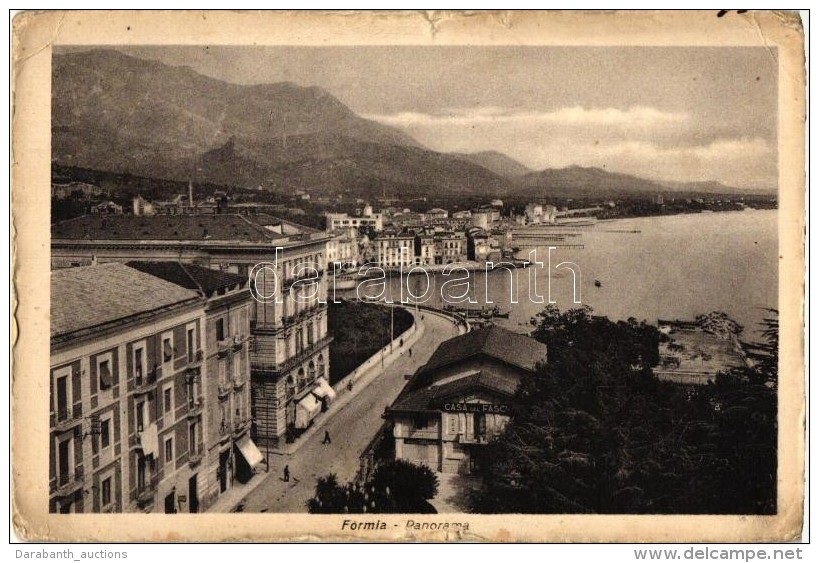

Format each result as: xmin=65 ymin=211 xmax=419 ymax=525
xmin=11 ymin=9 xmax=806 ymax=543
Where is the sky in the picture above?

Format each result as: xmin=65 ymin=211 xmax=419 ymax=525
xmin=99 ymin=46 xmax=778 ymax=190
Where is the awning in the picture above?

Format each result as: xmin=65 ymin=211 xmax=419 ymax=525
xmin=295 ymin=393 xmax=321 ymax=429
xmin=235 ymin=436 xmax=264 ymax=470
xmin=312 ymin=377 xmax=337 ymax=401
xmin=141 ymin=423 xmax=159 ymax=458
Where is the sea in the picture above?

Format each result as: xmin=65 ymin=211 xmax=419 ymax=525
xmin=340 ymin=209 xmax=778 ymax=343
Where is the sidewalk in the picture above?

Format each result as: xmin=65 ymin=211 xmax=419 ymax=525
xmin=226 ymin=310 xmax=463 ymax=513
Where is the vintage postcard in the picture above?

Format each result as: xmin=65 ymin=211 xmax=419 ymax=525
xmin=11 ymin=10 xmax=805 ymax=542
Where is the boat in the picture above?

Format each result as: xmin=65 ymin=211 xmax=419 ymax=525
xmin=443 ymin=304 xmax=510 ymax=319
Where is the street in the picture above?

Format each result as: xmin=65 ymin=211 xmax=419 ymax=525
xmin=238 ymin=311 xmax=460 ymax=513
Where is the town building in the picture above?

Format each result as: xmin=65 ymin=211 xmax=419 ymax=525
xmin=326 ymin=229 xmax=360 ymax=269
xmin=125 ymin=261 xmax=259 ymax=507
xmin=90 ymin=201 xmax=123 ymax=215
xmin=470 ymin=209 xmax=494 ymax=231
xmin=50 ymin=263 xmax=206 ymax=513
xmin=52 ymin=182 xmax=109 ymax=200
xmin=325 ymin=207 xmax=383 ymax=232
xmin=374 ymin=232 xmax=416 ymax=268
xmin=414 ymin=234 xmax=436 ymax=266
xmin=386 ymin=325 xmax=547 ymax=474
xmin=51 ymin=213 xmax=333 ymax=450
xmin=425 ymin=208 xmax=449 ymax=220
xmin=435 ymin=232 xmax=467 ymax=264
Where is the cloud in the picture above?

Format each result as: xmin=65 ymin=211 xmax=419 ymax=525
xmin=365 ymin=106 xmax=688 ymax=127
xmin=365 ymin=105 xmax=776 ymax=190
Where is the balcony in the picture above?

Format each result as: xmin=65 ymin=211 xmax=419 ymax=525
xmin=134 ymin=475 xmax=159 ymax=507
xmin=187 ymin=398 xmax=204 ymax=419
xmin=133 ymin=369 xmax=159 ymax=395
xmin=456 ymin=433 xmax=494 ymax=445
xmin=51 ymin=468 xmax=84 ymax=497
xmin=51 ymin=405 xmax=83 ymax=432
xmin=188 ymin=446 xmax=204 ymax=467
xmin=282 ymin=268 xmax=324 ymax=291
xmin=252 ymin=335 xmax=334 ymax=376
xmin=216 ymin=339 xmax=233 ymax=357
xmin=217 ymin=382 xmax=231 ymax=400
xmin=233 ymin=418 xmax=251 ymax=438
xmin=232 ymin=333 xmax=249 ymax=352
xmin=233 ymin=375 xmax=246 ymax=390
xmin=219 ymin=421 xmax=231 ymax=440
xmin=186 ymin=349 xmax=204 ymax=369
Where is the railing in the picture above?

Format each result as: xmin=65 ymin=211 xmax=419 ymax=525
xmin=187 ymin=397 xmax=204 ymax=418
xmin=456 ymin=432 xmax=493 ymax=445
xmin=233 ymin=418 xmax=251 ymax=438
xmin=217 ymin=382 xmax=232 ymax=399
xmin=233 ymin=334 xmax=249 ymax=351
xmin=134 ymin=368 xmax=159 ymax=394
xmin=188 ymin=446 xmax=204 ymax=466
xmin=52 ymin=404 xmax=83 ymax=430
xmin=282 ymin=268 xmax=325 ymax=290
xmin=134 ymin=475 xmax=159 ymax=506
xmin=186 ymin=349 xmax=204 ymax=369
xmin=251 ymin=335 xmax=333 ymax=375
xmin=51 ymin=468 xmax=84 ymax=496
xmin=216 ymin=339 xmax=233 ymax=357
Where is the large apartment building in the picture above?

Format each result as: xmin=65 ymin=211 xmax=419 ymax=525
xmin=50 ymin=264 xmax=206 ymax=513
xmin=51 ymin=213 xmax=333 ymax=449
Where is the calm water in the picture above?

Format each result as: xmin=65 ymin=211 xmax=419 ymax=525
xmin=342 ymin=210 xmax=778 ymax=342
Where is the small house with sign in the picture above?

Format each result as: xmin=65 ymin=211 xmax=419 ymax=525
xmin=385 ymin=324 xmax=547 ymax=474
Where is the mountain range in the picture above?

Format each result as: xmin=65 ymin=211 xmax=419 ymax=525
xmin=52 ymin=49 xmax=748 ymax=199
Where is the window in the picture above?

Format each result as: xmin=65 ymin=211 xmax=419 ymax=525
xmin=136 ymin=400 xmax=145 ymax=433
xmin=232 ymin=354 xmax=241 ymax=381
xmin=189 ymin=422 xmax=198 ymax=455
xmin=164 ymin=436 xmax=174 ymax=463
xmin=54 ymin=367 xmax=71 ymax=421
xmin=414 ymin=416 xmax=428 ymax=430
xmin=98 ymin=356 xmax=113 ymax=391
xmin=100 ymin=416 xmax=111 ymax=450
xmin=163 ymin=385 xmax=174 ymax=421
xmin=162 ymin=333 xmax=174 ymax=363
xmin=215 ymin=318 xmax=225 ymax=342
xmin=101 ymin=476 xmax=112 ymax=507
xmin=133 ymin=345 xmax=145 ymax=382
xmin=186 ymin=324 xmax=196 ymax=362
xmin=57 ymin=435 xmax=73 ymax=480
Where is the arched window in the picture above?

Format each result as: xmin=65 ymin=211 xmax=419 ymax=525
xmin=317 ymin=354 xmax=326 ymax=379
xmin=286 ymin=375 xmax=295 ymax=400
xmin=297 ymin=368 xmax=305 ymax=392
xmin=308 ymin=361 xmax=316 ymax=382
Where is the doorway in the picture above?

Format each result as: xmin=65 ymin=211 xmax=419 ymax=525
xmin=188 ymin=475 xmax=199 ymax=513
xmin=164 ymin=491 xmax=176 ymax=514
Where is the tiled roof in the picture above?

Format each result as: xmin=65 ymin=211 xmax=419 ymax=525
xmin=51 ymin=213 xmax=291 ymax=242
xmin=415 ymin=324 xmax=547 ymax=376
xmin=125 ymin=261 xmax=248 ymax=295
xmin=389 ymin=371 xmax=517 ymax=413
xmin=51 ymin=263 xmax=200 ymax=338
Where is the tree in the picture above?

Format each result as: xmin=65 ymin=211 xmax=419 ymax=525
xmin=307 ymin=460 xmax=439 ymax=514
xmin=471 ymin=306 xmax=778 ymax=515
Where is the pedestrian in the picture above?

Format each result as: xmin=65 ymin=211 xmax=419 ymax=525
xmin=283 ymin=464 xmax=290 ymax=482
xmin=322 ymin=430 xmax=332 ymax=445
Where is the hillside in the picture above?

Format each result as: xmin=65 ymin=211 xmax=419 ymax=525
xmin=52 ymin=49 xmax=511 ymax=197
xmin=450 ymin=151 xmax=532 ymax=178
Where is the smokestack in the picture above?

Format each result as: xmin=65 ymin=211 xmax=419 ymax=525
xmin=188 ymin=181 xmax=194 ymax=208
